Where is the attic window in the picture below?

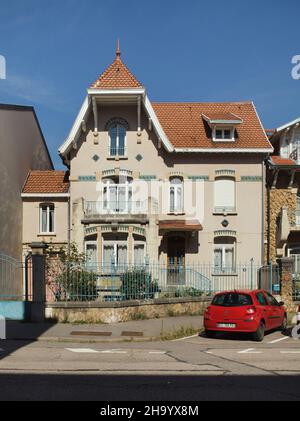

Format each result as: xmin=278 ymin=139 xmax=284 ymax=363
xmin=213 ymin=127 xmax=235 ymax=142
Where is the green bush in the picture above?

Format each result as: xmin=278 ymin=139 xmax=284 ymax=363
xmin=55 ymin=268 xmax=98 ymax=302
xmin=175 ymin=287 xmax=204 ymax=298
xmin=120 ymin=269 xmax=159 ymax=300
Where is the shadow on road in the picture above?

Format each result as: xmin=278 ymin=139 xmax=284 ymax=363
xmin=0 ymin=321 xmax=57 ymax=360
xmin=0 ymin=373 xmax=299 ymax=401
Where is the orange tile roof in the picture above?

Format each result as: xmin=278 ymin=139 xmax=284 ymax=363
xmin=202 ymin=112 xmax=243 ymax=122
xmin=23 ymin=171 xmax=69 ymax=194
xmin=270 ymin=156 xmax=296 ymax=166
xmin=152 ymin=102 xmax=271 ymax=149
xmin=90 ymin=52 xmax=143 ymax=90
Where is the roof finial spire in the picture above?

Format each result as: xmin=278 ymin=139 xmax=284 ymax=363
xmin=116 ymin=38 xmax=121 ymax=58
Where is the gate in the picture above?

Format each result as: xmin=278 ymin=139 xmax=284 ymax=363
xmin=0 ymin=252 xmax=32 ymax=320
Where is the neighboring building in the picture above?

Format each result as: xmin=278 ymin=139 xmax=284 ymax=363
xmin=23 ymin=46 xmax=273 ymax=274
xmin=22 ymin=171 xmax=70 ymax=256
xmin=0 ymin=104 xmax=53 ymax=260
xmin=265 ymin=118 xmax=300 ymax=264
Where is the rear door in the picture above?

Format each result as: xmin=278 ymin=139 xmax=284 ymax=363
xmin=255 ymin=291 xmax=273 ymax=330
xmin=265 ymin=292 xmax=283 ymax=329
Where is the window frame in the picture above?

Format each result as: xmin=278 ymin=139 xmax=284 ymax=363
xmin=169 ymin=177 xmax=184 ymax=214
xmin=39 ymin=203 xmax=55 ymax=235
xmin=213 ymin=238 xmax=236 ymax=274
xmin=214 ymin=176 xmax=236 ymax=214
xmin=212 ymin=126 xmax=235 ymax=142
xmin=109 ymin=123 xmax=127 ymax=157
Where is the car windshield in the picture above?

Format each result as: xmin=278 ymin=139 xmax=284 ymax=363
xmin=212 ymin=293 xmax=253 ymax=307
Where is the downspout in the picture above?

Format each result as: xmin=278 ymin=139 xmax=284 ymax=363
xmin=267 ymin=178 xmax=271 ymax=265
xmin=262 ymin=160 xmax=266 ymax=265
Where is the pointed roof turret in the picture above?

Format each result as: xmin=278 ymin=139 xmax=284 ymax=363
xmin=90 ymin=41 xmax=143 ymax=90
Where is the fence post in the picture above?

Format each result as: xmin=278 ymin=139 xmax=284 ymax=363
xmin=278 ymin=258 xmax=295 ymax=313
xmin=30 ymin=243 xmax=48 ymax=322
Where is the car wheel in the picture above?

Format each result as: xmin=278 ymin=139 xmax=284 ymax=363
xmin=252 ymin=321 xmax=265 ymax=342
xmin=280 ymin=315 xmax=288 ymax=332
xmin=205 ymin=330 xmax=216 ymax=339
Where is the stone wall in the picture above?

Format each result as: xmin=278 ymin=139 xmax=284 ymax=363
xmin=45 ymin=297 xmax=210 ymax=324
xmin=265 ymin=188 xmax=296 ymax=263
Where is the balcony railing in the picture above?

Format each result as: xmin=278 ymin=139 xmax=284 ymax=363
xmin=84 ymin=201 xmax=148 ymax=216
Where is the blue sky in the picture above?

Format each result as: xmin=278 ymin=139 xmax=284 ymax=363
xmin=0 ymin=0 xmax=299 ymax=169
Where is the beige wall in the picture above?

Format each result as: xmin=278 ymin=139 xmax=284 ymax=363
xmin=69 ymin=104 xmax=266 ymax=264
xmin=0 ymin=106 xmax=53 ymax=260
xmin=22 ymin=198 xmax=69 ymax=250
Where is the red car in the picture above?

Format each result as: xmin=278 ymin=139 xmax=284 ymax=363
xmin=204 ymin=289 xmax=287 ymax=342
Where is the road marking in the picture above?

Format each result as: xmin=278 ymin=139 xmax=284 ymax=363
xmin=100 ymin=350 xmax=127 ymax=354
xmin=268 ymin=337 xmax=290 ymax=344
xmin=149 ymin=351 xmax=166 ymax=355
xmin=238 ymin=348 xmax=262 ymax=354
xmin=280 ymin=351 xmax=300 ymax=354
xmin=172 ymin=334 xmax=199 ymax=342
xmin=65 ymin=348 xmax=100 ymax=354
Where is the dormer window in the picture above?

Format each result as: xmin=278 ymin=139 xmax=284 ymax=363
xmin=202 ymin=112 xmax=243 ymax=143
xmin=215 ymin=128 xmax=233 ymax=141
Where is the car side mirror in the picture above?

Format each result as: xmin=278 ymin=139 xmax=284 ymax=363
xmin=278 ymin=301 xmax=285 ymax=307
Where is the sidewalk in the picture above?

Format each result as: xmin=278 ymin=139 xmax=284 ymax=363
xmin=5 ymin=316 xmax=203 ymax=343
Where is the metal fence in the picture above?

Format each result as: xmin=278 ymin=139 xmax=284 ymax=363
xmin=0 ymin=253 xmax=32 ymax=301
xmin=45 ymin=259 xmax=278 ymax=303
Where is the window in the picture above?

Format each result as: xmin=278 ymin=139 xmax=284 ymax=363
xmin=39 ymin=204 xmax=55 ymax=234
xmin=214 ymin=177 xmax=236 ymax=213
xmin=85 ymin=242 xmax=97 ymax=272
xmin=214 ymin=237 xmax=236 ymax=274
xmin=256 ymin=292 xmax=268 ymax=306
xmin=103 ymin=241 xmax=128 ymax=266
xmin=265 ymin=292 xmax=279 ymax=307
xmin=134 ymin=243 xmax=145 ymax=266
xmin=212 ymin=293 xmax=253 ymax=307
xmin=109 ymin=124 xmax=126 ymax=156
xmin=213 ymin=127 xmax=234 ymax=142
xmin=170 ymin=177 xmax=183 ymax=213
xmin=103 ymin=178 xmax=133 ymax=213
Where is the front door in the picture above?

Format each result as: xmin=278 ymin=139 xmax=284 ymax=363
xmin=167 ymin=236 xmax=185 ymax=286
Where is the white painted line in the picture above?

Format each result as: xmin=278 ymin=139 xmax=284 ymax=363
xmin=100 ymin=350 xmax=127 ymax=354
xmin=280 ymin=351 xmax=300 ymax=354
xmin=205 ymin=351 xmax=213 ymax=354
xmin=65 ymin=348 xmax=100 ymax=354
xmin=268 ymin=337 xmax=290 ymax=344
xmin=238 ymin=348 xmax=262 ymax=354
xmin=172 ymin=334 xmax=199 ymax=342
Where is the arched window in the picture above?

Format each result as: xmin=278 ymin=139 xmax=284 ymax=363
xmin=39 ymin=203 xmax=55 ymax=234
xmin=109 ymin=123 xmax=126 ymax=156
xmin=214 ymin=177 xmax=236 ymax=213
xmin=213 ymin=237 xmax=236 ymax=274
xmin=170 ymin=177 xmax=183 ymax=213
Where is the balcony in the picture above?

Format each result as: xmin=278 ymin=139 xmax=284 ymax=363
xmin=213 ymin=206 xmax=237 ymax=215
xmin=83 ymin=201 xmax=149 ymax=224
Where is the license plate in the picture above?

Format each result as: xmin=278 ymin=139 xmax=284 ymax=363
xmin=217 ymin=323 xmax=236 ymax=329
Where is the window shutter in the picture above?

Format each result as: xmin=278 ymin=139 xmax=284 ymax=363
xmin=214 ymin=178 xmax=235 ymax=210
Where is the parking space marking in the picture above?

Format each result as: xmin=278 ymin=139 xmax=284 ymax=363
xmin=65 ymin=348 xmax=100 ymax=354
xmin=172 ymin=334 xmax=199 ymax=342
xmin=268 ymin=337 xmax=290 ymax=344
xmin=238 ymin=348 xmax=262 ymax=354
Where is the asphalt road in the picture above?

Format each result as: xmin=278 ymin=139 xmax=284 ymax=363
xmin=0 ymin=329 xmax=299 ymax=401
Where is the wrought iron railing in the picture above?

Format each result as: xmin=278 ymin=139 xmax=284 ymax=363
xmin=46 ymin=260 xmax=265 ymax=303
